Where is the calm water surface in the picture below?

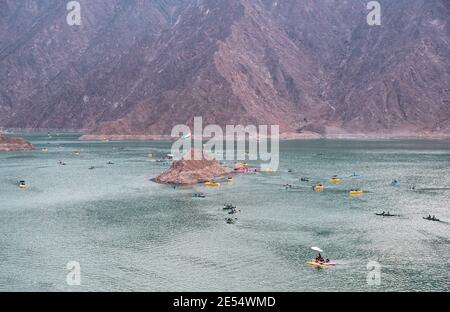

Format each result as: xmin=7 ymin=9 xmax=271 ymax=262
xmin=0 ymin=133 xmax=449 ymax=291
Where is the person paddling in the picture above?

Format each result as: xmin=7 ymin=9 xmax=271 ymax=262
xmin=315 ymin=253 xmax=325 ymax=263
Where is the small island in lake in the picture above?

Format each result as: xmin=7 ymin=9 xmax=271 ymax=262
xmin=154 ymin=149 xmax=231 ymax=185
xmin=0 ymin=135 xmax=33 ymax=151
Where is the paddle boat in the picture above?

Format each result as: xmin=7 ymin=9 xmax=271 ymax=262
xmin=234 ymin=167 xmax=258 ymax=174
xmin=330 ymin=175 xmax=341 ymax=184
xmin=307 ymin=247 xmax=336 ymax=268
xmin=312 ymin=184 xmax=325 ymax=191
xmin=225 ymin=217 xmax=237 ymax=224
xmin=349 ymin=189 xmax=363 ymax=196
xmin=423 ymin=215 xmax=440 ymax=222
xmin=228 ymin=207 xmax=241 ymax=215
xmin=375 ymin=212 xmax=398 ymax=217
xmin=306 ymin=260 xmax=337 ymax=268
xmin=18 ymin=180 xmax=27 ymax=189
xmin=192 ymin=193 xmax=206 ymax=198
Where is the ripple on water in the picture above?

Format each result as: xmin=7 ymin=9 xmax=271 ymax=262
xmin=0 ymin=134 xmax=449 ymax=291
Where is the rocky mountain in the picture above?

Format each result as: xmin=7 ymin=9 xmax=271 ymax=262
xmin=1 ymin=0 xmax=449 ymax=137
xmin=154 ymin=149 xmax=232 ymax=184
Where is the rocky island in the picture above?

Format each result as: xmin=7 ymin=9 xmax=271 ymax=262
xmin=154 ymin=150 xmax=232 ymax=185
xmin=0 ymin=135 xmax=34 ymax=152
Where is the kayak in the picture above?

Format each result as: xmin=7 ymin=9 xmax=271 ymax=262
xmin=18 ymin=180 xmax=27 ymax=189
xmin=375 ymin=213 xmax=398 ymax=217
xmin=423 ymin=217 xmax=440 ymax=222
xmin=306 ymin=260 xmax=336 ymax=267
xmin=349 ymin=190 xmax=363 ymax=196
xmin=312 ymin=185 xmax=324 ymax=191
xmin=205 ymin=182 xmax=220 ymax=187
xmin=330 ymin=178 xmax=341 ymax=184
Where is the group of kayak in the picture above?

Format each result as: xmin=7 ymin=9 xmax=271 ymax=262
xmin=375 ymin=212 xmax=441 ymax=222
xmin=287 ymin=175 xmax=364 ymax=196
xmin=312 ymin=184 xmax=363 ymax=194
xmin=223 ymin=204 xmax=240 ymax=224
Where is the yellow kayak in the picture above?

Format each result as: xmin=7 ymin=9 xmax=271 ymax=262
xmin=306 ymin=260 xmax=336 ymax=268
xmin=349 ymin=190 xmax=363 ymax=196
xmin=312 ymin=184 xmax=325 ymax=191
xmin=227 ymin=178 xmax=234 ymax=183
xmin=330 ymin=177 xmax=341 ymax=184
xmin=205 ymin=182 xmax=220 ymax=187
xmin=18 ymin=181 xmax=27 ymax=189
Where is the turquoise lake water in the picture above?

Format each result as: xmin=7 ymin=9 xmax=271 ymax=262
xmin=0 ymin=133 xmax=449 ymax=291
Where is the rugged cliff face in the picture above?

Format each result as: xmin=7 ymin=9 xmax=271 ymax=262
xmin=1 ymin=0 xmax=449 ymax=137
xmin=154 ymin=149 xmax=232 ymax=185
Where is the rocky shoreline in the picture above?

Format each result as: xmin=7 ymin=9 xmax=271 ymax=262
xmin=0 ymin=135 xmax=34 ymax=151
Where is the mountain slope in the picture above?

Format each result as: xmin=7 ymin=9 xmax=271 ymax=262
xmin=0 ymin=0 xmax=449 ymax=137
